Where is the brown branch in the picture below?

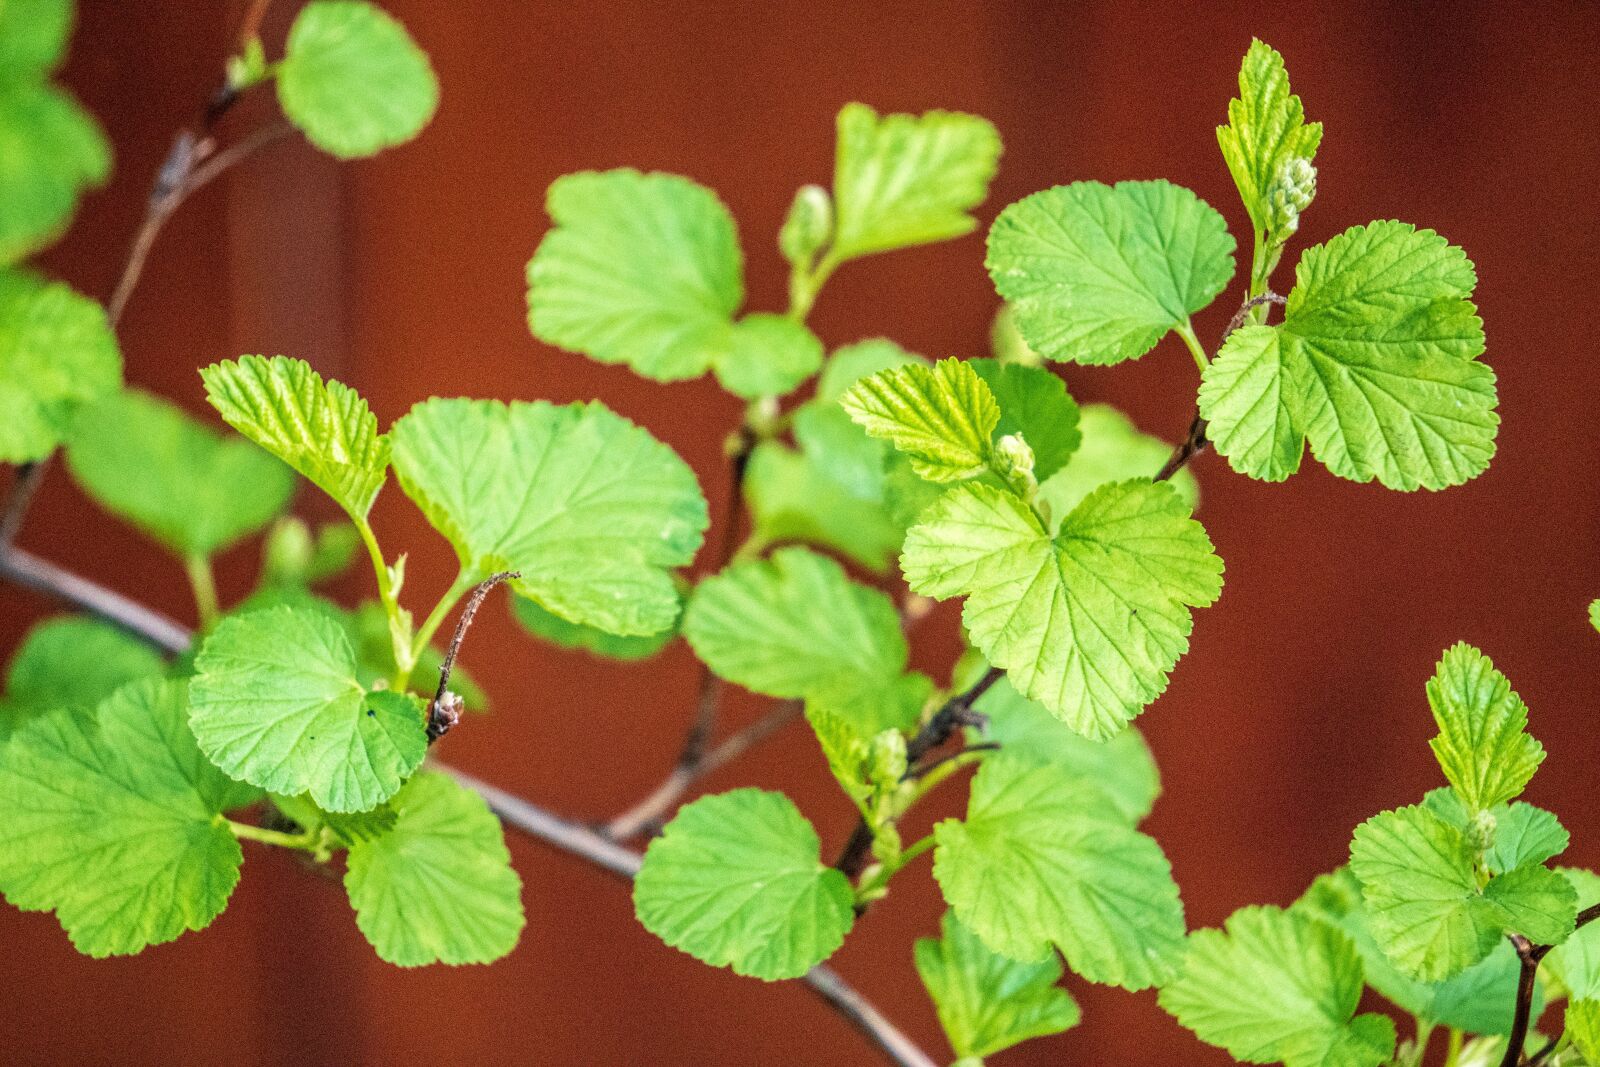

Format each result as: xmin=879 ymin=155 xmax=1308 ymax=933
xmin=0 ymin=462 xmax=46 ymax=549
xmin=0 ymin=544 xmax=933 ymax=1067
xmin=427 ymin=571 xmax=518 ymax=742
xmin=1499 ymin=903 xmax=1600 ymax=1067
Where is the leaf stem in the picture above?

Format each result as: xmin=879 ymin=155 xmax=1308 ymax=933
xmin=1175 ymin=319 xmax=1208 ymax=372
xmin=852 ymin=832 xmax=936 ymax=903
xmin=788 ymin=250 xmax=841 ymax=321
xmin=403 ymin=569 xmax=477 ymax=683
xmin=184 ymin=554 xmax=220 ymax=628
xmin=225 ymin=817 xmax=320 ymax=852
xmin=1442 ymin=1027 xmax=1463 ymax=1067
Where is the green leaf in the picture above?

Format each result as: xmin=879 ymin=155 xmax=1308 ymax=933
xmin=188 ymin=605 xmax=427 ymax=812
xmin=829 ymin=103 xmax=1001 ymax=261
xmin=1037 ymin=403 xmax=1198 ymax=523
xmin=0 ymin=81 xmax=110 ymax=265
xmin=2 ymin=615 xmax=165 ymax=742
xmin=1217 ymin=39 xmax=1323 ymax=236
xmin=986 ymin=180 xmax=1235 ymax=365
xmin=277 ymin=0 xmax=438 ymax=159
xmin=806 ymin=670 xmax=931 ymax=740
xmin=345 ymin=772 xmax=524 ymax=966
xmin=511 ymin=593 xmax=674 ymax=662
xmin=932 ymin=754 xmax=1185 ymax=989
xmin=974 ymin=677 xmax=1159 ymax=824
xmin=0 ymin=679 xmax=244 ymax=956
xmin=1546 ymin=870 xmax=1600 ymax=1000
xmin=969 ymin=358 xmax=1080 ymax=482
xmin=1427 ymin=642 xmax=1544 ymax=814
xmin=903 ymin=479 xmax=1222 ymax=738
xmin=1160 ymin=905 xmax=1395 ymax=1067
xmin=683 ymin=546 xmax=905 ymax=700
xmin=1483 ymin=864 xmax=1577 ymax=945
xmin=0 ymin=272 xmax=120 ymax=462
xmin=634 ymin=788 xmax=854 ymax=980
xmin=65 ymin=388 xmax=295 ymax=558
xmin=915 ymin=910 xmax=1079 ymax=1059
xmin=1296 ymin=867 xmax=1533 ymax=1036
xmin=1482 ymin=803 xmax=1568 ymax=876
xmin=1570 ymin=999 xmax=1600 ymax=1063
xmin=744 ymin=441 xmax=903 ymax=573
xmin=0 ymin=0 xmax=72 ymax=78
xmin=708 ymin=312 xmax=824 ymax=399
xmin=840 ymin=358 xmax=999 ymax=482
xmin=1199 ymin=221 xmax=1497 ymax=489
xmin=345 ymin=600 xmax=486 ymax=710
xmin=816 ymin=337 xmax=929 ymax=402
xmin=1590 ymin=598 xmax=1600 ymax=636
xmin=390 ymin=397 xmax=707 ymax=637
xmin=201 ymin=355 xmax=390 ymax=520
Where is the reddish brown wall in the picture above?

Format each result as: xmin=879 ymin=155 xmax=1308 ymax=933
xmin=4 ymin=1 xmax=1599 ymax=1063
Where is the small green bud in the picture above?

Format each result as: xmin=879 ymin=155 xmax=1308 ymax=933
xmin=261 ymin=516 xmax=314 ymax=587
xmin=993 ymin=432 xmax=1038 ymax=499
xmin=870 ymin=822 xmax=902 ymax=866
xmin=1468 ymin=808 xmax=1498 ymax=853
xmin=1266 ymin=156 xmax=1317 ymax=237
xmin=779 ymin=184 xmax=833 ymax=267
xmin=868 ymin=729 xmax=907 ymax=785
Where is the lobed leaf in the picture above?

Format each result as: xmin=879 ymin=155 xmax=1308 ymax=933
xmin=1 ymin=615 xmax=165 ymax=742
xmin=1217 ymin=39 xmax=1323 ymax=235
xmin=1426 ymin=642 xmax=1543 ymax=814
xmin=0 ymin=80 xmax=110 ymax=265
xmin=840 ymin=358 xmax=999 ymax=482
xmin=0 ymin=272 xmax=120 ymax=463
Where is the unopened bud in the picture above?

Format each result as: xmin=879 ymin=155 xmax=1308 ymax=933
xmin=993 ymin=433 xmax=1038 ymax=499
xmin=868 ymin=729 xmax=907 ymax=785
xmin=1266 ymin=157 xmax=1317 ymax=237
xmin=1468 ymin=808 xmax=1498 ymax=853
xmin=261 ymin=516 xmax=314 ymax=586
xmin=779 ymin=184 xmax=833 ymax=267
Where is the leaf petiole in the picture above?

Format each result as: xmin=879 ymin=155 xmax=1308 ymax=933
xmin=224 ymin=817 xmax=322 ymax=853
xmin=184 ymin=554 xmax=220 ymax=628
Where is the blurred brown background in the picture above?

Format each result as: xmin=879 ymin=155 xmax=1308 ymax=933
xmin=3 ymin=1 xmax=1598 ymax=1063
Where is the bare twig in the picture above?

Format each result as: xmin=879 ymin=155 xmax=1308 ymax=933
xmin=428 ymin=571 xmax=518 ymax=741
xmin=447 ymin=766 xmax=937 ymax=1067
xmin=0 ymin=547 xmax=933 ymax=1067
xmin=1222 ymin=290 xmax=1285 ymax=340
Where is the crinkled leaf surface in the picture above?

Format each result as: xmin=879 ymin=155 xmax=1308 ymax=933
xmin=277 ymin=0 xmax=438 ymax=158
xmin=1217 ymin=39 xmax=1323 ymax=234
xmin=189 ymin=605 xmax=426 ymax=812
xmin=841 ymin=358 xmax=998 ymax=482
xmin=932 ymin=754 xmax=1185 ymax=989
xmin=66 ymin=388 xmax=295 ymax=558
xmin=390 ymin=397 xmax=707 ymax=637
xmin=915 ymin=910 xmax=1079 ymax=1059
xmin=345 ymin=772 xmax=524 ymax=966
xmin=634 ymin=788 xmax=854 ymax=980
xmin=1160 ymin=905 xmax=1395 ymax=1067
xmin=987 ymin=180 xmax=1235 ymax=365
xmin=903 ymin=479 xmax=1222 ymax=738
xmin=1426 ymin=642 xmax=1544 ymax=814
xmin=1200 ymin=221 xmax=1496 ymax=489
xmin=0 ymin=679 xmax=244 ymax=956
xmin=968 ymin=358 xmax=1080 ymax=482
xmin=202 ymin=356 xmax=390 ymax=520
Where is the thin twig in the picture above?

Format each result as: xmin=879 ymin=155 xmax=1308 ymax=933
xmin=0 ymin=462 xmax=46 ymax=548
xmin=428 ymin=571 xmax=518 ymax=742
xmin=906 ymin=742 xmax=998 ymax=781
xmin=0 ymin=548 xmax=934 ymax=1067
xmin=446 ymin=766 xmax=937 ymax=1067
xmin=1222 ymin=290 xmax=1285 ymax=340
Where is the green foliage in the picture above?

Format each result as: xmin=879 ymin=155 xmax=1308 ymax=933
xmin=1200 ymin=222 xmax=1497 ymax=489
xmin=277 ymin=1 xmax=438 ymax=159
xmin=634 ymin=788 xmax=854 ymax=980
xmin=683 ymin=546 xmax=904 ymax=700
xmin=259 ymin=516 xmax=360 ymax=589
xmin=66 ymin=388 xmax=295 ymax=559
xmin=0 ymin=272 xmax=120 ymax=463
xmin=1217 ymin=39 xmax=1323 ymax=238
xmin=345 ymin=772 xmax=524 ymax=966
xmin=903 ymin=479 xmax=1222 ymax=738
xmin=188 ymin=605 xmax=427 ymax=812
xmin=1427 ymin=642 xmax=1544 ymax=815
xmin=841 ymin=358 xmax=999 ymax=482
xmin=390 ymin=397 xmax=707 ymax=637
xmin=932 ymin=754 xmax=1185 ymax=989
xmin=0 ymin=679 xmax=246 ymax=956
xmin=202 ymin=355 xmax=391 ymax=520
xmin=1160 ymin=905 xmax=1395 ymax=1067
xmin=1546 ymin=869 xmax=1600 ymax=1000
xmin=0 ymin=615 xmax=165 ymax=741
xmin=829 ymin=103 xmax=1001 ymax=261
xmin=986 ymin=180 xmax=1234 ymax=365
xmin=915 ymin=910 xmax=1079 ymax=1060
xmin=511 ymin=594 xmax=675 ymax=662
xmin=526 ymin=168 xmax=822 ymax=397
xmin=1036 ymin=402 xmax=1197 ymax=521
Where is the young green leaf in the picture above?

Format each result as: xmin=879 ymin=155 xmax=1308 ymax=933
xmin=903 ymin=479 xmax=1222 ymax=738
xmin=829 ymin=103 xmax=1001 ymax=261
xmin=65 ymin=388 xmax=295 ymax=559
xmin=969 ymin=358 xmax=1080 ymax=482
xmin=1200 ymin=221 xmax=1497 ymax=489
xmin=932 ymin=754 xmax=1186 ymax=989
xmin=816 ymin=337 xmax=930 ymax=401
xmin=0 ymin=679 xmax=245 ymax=956
xmin=682 ymin=546 xmax=905 ymax=700
xmin=1160 ymin=905 xmax=1396 ymax=1067
xmin=986 ymin=180 xmax=1235 ymax=365
xmin=1 ymin=615 xmax=165 ymax=741
xmin=0 ymin=0 xmax=72 ymax=78
xmin=201 ymin=355 xmax=391 ymax=520
xmin=276 ymin=0 xmax=438 ymax=159
xmin=0 ymin=81 xmax=110 ymax=265
xmin=0 ymin=272 xmax=120 ymax=463
xmin=345 ymin=772 xmax=524 ymax=966
xmin=1350 ymin=803 xmax=1576 ymax=981
xmin=527 ymin=168 xmax=823 ymax=396
xmin=1297 ymin=867 xmax=1533 ymax=1036
xmin=1037 ymin=403 xmax=1198 ymax=522
xmin=975 ymin=677 xmax=1160 ymax=824
xmin=1482 ymin=803 xmax=1569 ymax=876
xmin=840 ymin=358 xmax=999 ymax=482
xmin=511 ymin=594 xmax=676 ymax=662
xmin=915 ymin=910 xmax=1080 ymax=1060
xmin=1217 ymin=39 xmax=1323 ymax=237
xmin=633 ymin=788 xmax=854 ymax=980
xmin=1570 ymin=999 xmax=1600 ymax=1063
xmin=1426 ymin=642 xmax=1544 ymax=814
xmin=390 ymin=397 xmax=707 ymax=637
xmin=188 ymin=605 xmax=427 ymax=812
xmin=1545 ymin=869 xmax=1600 ymax=1000
xmin=744 ymin=442 xmax=903 ymax=573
